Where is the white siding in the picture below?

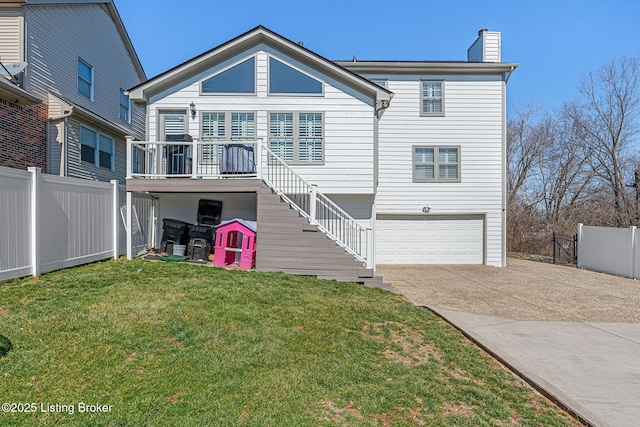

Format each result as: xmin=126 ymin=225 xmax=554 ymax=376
xmin=370 ymin=74 xmax=505 ymax=266
xmin=467 ymin=31 xmax=501 ymax=63
xmin=24 ymin=3 xmax=144 ymax=139
xmin=147 ymin=45 xmax=376 ymax=194
xmin=0 ymin=8 xmax=23 ymax=64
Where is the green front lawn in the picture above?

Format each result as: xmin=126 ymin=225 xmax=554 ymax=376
xmin=0 ymin=259 xmax=579 ymax=426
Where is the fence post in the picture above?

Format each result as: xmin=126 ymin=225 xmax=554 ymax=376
xmin=552 ymin=232 xmax=556 ymax=264
xmin=27 ymin=167 xmax=41 ymax=277
xmin=126 ymin=191 xmax=133 ymax=260
xmin=577 ymin=223 xmax=583 ymax=268
xmin=631 ymin=226 xmax=637 ymax=279
xmin=111 ymin=180 xmax=119 ymax=260
xmin=309 ymin=184 xmax=318 ymax=225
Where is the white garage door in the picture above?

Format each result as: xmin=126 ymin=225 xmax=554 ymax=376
xmin=376 ymin=215 xmax=484 ymax=264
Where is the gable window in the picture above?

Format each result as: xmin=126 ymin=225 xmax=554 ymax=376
xmin=119 ymin=89 xmax=130 ymax=122
xmin=201 ymin=57 xmax=255 ymax=94
xmin=80 ymin=125 xmax=114 ymax=170
xmin=269 ymin=112 xmax=323 ymax=164
xmin=413 ymin=146 xmax=459 ymax=182
xmin=77 ymin=58 xmax=94 ymax=100
xmin=420 ymin=81 xmax=444 ymax=116
xmin=269 ymin=57 xmax=323 ymax=95
xmin=372 ymin=79 xmax=388 ymax=88
xmin=201 ymin=112 xmax=255 ymax=163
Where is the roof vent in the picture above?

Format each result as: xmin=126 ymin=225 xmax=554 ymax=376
xmin=298 ymin=41 xmax=304 ymax=47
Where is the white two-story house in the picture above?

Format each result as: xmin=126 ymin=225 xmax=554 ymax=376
xmin=125 ymin=26 xmax=517 ymax=286
xmin=0 ymin=0 xmax=145 ymax=180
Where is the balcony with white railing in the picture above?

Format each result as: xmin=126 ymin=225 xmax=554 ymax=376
xmin=126 ymin=137 xmax=373 ymax=268
xmin=126 ymin=137 xmax=260 ymax=180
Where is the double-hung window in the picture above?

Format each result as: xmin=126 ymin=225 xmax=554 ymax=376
xmin=80 ymin=125 xmax=114 ymax=170
xmin=413 ymin=146 xmax=459 ymax=182
xmin=420 ymin=81 xmax=443 ymax=116
xmin=269 ymin=112 xmax=323 ymax=164
xmin=77 ymin=58 xmax=93 ymax=100
xmin=200 ymin=112 xmax=255 ymax=164
xmin=119 ymin=89 xmax=130 ymax=122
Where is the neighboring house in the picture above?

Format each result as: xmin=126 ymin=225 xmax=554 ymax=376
xmin=125 ymin=26 xmax=517 ymax=285
xmin=0 ymin=0 xmax=145 ymax=181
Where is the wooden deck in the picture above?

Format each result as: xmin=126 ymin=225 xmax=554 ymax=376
xmin=125 ymin=178 xmax=264 ymax=193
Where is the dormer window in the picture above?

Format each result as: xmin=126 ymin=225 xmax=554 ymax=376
xmin=201 ymin=57 xmax=255 ymax=94
xmin=268 ymin=57 xmax=323 ymax=95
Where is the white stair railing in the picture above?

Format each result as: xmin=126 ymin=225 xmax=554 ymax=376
xmin=260 ymin=142 xmax=372 ymax=267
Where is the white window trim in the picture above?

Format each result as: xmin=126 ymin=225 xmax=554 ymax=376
xmin=267 ymin=54 xmax=325 ymax=97
xmin=80 ymin=124 xmax=115 ymax=171
xmin=412 ymin=145 xmax=460 ymax=183
xmin=199 ymin=54 xmax=257 ymax=96
xmin=77 ymin=57 xmax=94 ymax=101
xmin=119 ymin=88 xmax=131 ymax=123
xmin=199 ymin=111 xmax=256 ymax=165
xmin=268 ymin=111 xmax=324 ymax=165
xmin=420 ymin=80 xmax=444 ymax=117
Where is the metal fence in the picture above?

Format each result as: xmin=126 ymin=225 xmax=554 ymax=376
xmin=552 ymin=232 xmax=577 ymax=265
xmin=0 ymin=166 xmax=153 ymax=281
xmin=577 ymin=223 xmax=640 ymax=279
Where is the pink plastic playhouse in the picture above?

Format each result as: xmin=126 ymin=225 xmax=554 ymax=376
xmin=213 ymin=219 xmax=257 ymax=270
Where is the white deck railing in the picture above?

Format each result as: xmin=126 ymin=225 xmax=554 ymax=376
xmin=126 ymin=137 xmax=259 ymax=179
xmin=126 ymin=137 xmax=372 ymax=268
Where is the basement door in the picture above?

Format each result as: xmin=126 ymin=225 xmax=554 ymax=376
xmin=376 ymin=215 xmax=484 ymax=264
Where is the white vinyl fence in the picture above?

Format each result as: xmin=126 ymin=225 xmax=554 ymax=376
xmin=0 ymin=166 xmax=153 ymax=281
xmin=577 ymin=223 xmax=640 ymax=279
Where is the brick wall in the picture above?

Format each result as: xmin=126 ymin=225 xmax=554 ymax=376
xmin=0 ymin=98 xmax=48 ymax=172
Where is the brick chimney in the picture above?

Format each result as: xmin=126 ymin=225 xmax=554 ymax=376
xmin=467 ymin=29 xmax=501 ymax=63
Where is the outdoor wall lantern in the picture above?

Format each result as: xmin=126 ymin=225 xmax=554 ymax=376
xmin=422 ymin=206 xmax=431 ymax=213
xmin=189 ymin=101 xmax=196 ymax=119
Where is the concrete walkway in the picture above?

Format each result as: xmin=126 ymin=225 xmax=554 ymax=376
xmin=378 ymin=260 xmax=640 ymax=427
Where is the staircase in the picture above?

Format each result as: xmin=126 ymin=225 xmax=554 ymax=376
xmin=255 ymin=187 xmax=390 ymax=289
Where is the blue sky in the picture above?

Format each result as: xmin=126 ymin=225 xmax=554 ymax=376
xmin=117 ymin=0 xmax=640 ymax=114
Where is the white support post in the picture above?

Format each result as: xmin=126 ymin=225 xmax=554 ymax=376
xmin=126 ymin=191 xmax=133 ymax=260
xmin=370 ymin=202 xmax=376 ymax=271
xmin=309 ymin=184 xmax=318 ymax=225
xmin=126 ymin=136 xmax=133 ymax=179
xmin=366 ymin=227 xmax=374 ymax=270
xmin=631 ymin=225 xmax=637 ymax=279
xmin=28 ymin=167 xmax=41 ymax=277
xmin=111 ymin=180 xmax=120 ymax=260
xmin=577 ymin=223 xmax=583 ymax=268
xmin=256 ymin=138 xmax=263 ymax=179
xmin=191 ymin=138 xmax=199 ymax=179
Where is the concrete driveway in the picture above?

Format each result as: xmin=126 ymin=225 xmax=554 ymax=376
xmin=378 ymin=259 xmax=640 ymax=427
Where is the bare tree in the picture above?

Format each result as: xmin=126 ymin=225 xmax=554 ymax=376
xmin=506 ymin=104 xmax=550 ymax=202
xmin=571 ymin=55 xmax=640 ymax=227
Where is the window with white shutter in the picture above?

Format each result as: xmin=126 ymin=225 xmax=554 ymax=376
xmin=269 ymin=112 xmax=323 ymax=164
xmin=420 ymin=81 xmax=444 ymax=116
xmin=413 ymin=146 xmax=460 ymax=182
